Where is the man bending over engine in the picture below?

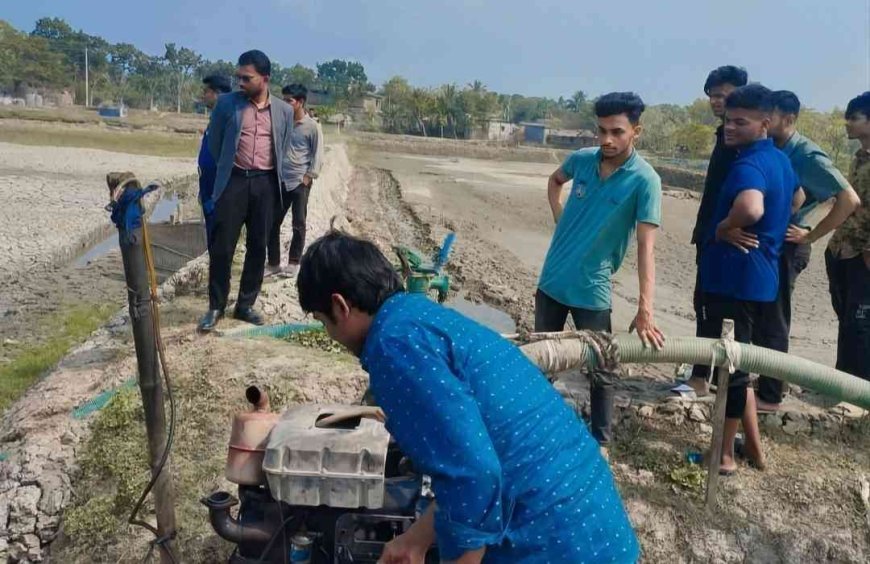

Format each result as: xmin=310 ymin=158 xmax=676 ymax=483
xmin=296 ymin=231 xmax=639 ymax=564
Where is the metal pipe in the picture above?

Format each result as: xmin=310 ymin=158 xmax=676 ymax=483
xmin=200 ymin=491 xmax=275 ymax=544
xmin=245 ymin=385 xmax=271 ymax=412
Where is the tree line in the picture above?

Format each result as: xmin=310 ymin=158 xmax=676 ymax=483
xmin=0 ymin=17 xmax=852 ymax=169
xmin=0 ymin=17 xmax=373 ymax=113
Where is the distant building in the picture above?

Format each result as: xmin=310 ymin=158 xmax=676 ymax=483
xmin=24 ymin=92 xmax=44 ymax=108
xmin=546 ymin=129 xmax=598 ymax=149
xmin=351 ymin=92 xmax=383 ymax=114
xmin=348 ymin=93 xmax=383 ymax=128
xmin=98 ymin=104 xmax=127 ymax=118
xmin=43 ymin=89 xmax=74 ymax=108
xmin=468 ymin=119 xmax=520 ymax=142
xmin=521 ymin=122 xmax=548 ymax=144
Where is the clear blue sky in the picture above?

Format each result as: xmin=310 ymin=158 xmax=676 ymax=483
xmin=5 ymin=0 xmax=868 ymax=109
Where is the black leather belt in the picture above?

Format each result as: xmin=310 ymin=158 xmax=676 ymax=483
xmin=232 ymin=166 xmax=273 ymax=178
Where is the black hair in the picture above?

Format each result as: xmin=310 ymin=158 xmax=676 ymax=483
xmin=725 ymin=84 xmax=773 ymax=113
xmin=771 ymin=90 xmax=800 ymax=116
xmin=594 ymin=92 xmax=646 ymax=125
xmin=845 ymin=91 xmax=870 ymax=120
xmin=297 ymin=231 xmax=404 ymax=319
xmin=202 ymin=74 xmax=232 ymax=94
xmin=282 ymin=83 xmax=308 ymax=103
xmin=237 ymin=50 xmax=271 ymax=76
xmin=704 ymin=65 xmax=749 ymax=95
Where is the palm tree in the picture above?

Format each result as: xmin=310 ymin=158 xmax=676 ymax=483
xmin=467 ymin=79 xmax=486 ymax=93
xmin=438 ymin=83 xmax=460 ymax=138
xmin=566 ymin=90 xmax=587 ymax=113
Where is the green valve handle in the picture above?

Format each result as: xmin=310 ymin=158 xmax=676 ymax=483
xmin=393 ymin=234 xmax=455 ymax=302
xmin=430 ymin=275 xmax=450 ymax=303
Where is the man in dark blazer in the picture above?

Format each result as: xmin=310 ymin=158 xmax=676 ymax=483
xmin=199 ymin=49 xmax=294 ymax=332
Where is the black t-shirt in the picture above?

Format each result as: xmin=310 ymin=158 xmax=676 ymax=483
xmin=692 ymin=125 xmax=738 ymax=246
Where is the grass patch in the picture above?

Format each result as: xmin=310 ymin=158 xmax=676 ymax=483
xmin=0 ymin=123 xmax=198 ymax=157
xmin=284 ymin=328 xmax=344 ymax=353
xmin=59 ymin=357 xmax=244 ymax=562
xmin=64 ymin=388 xmax=149 ymax=544
xmin=0 ymin=303 xmax=116 ymax=411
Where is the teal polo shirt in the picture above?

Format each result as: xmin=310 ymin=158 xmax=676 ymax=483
xmin=538 ymin=148 xmax=662 ymax=310
xmin=783 ymin=132 xmax=850 ymax=227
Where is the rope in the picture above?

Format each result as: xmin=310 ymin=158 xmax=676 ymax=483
xmin=517 ymin=330 xmax=621 ymax=372
xmin=706 ymin=334 xmax=741 ymax=384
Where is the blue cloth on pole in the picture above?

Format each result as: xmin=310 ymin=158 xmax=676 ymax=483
xmin=110 ymin=185 xmax=157 ymax=241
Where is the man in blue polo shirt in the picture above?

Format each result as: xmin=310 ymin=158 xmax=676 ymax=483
xmin=198 ymin=74 xmax=232 ymax=245
xmin=537 ymin=91 xmax=664 ymax=449
xmin=753 ymin=90 xmax=861 ymax=410
xmin=699 ymin=84 xmax=802 ymax=474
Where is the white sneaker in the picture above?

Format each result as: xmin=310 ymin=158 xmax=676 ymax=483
xmin=278 ymin=264 xmax=299 ymax=279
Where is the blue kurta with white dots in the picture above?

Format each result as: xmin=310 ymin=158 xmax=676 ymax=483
xmin=360 ymin=293 xmax=639 ymax=563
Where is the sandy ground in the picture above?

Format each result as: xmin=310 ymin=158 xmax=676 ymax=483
xmin=0 ymin=134 xmax=867 ymax=563
xmin=354 ymin=147 xmax=841 ymax=373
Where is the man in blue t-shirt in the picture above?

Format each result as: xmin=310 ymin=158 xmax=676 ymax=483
xmin=536 ymin=91 xmax=664 ymax=450
xmin=197 ymin=74 xmax=232 ymax=246
xmin=699 ymin=84 xmax=803 ymax=475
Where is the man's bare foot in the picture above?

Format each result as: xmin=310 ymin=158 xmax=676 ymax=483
xmin=687 ymin=377 xmax=710 ymax=397
xmin=756 ymin=399 xmax=781 ymax=413
xmin=719 ymin=452 xmax=737 ymax=476
xmin=743 ymin=442 xmax=766 ymax=471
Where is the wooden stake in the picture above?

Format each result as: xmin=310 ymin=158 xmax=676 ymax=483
xmin=705 ymin=318 xmax=734 ymax=510
xmin=119 ymin=222 xmax=178 ymax=563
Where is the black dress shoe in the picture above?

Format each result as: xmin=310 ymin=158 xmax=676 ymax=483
xmin=198 ymin=309 xmax=224 ymax=332
xmin=233 ymin=307 xmax=265 ymax=326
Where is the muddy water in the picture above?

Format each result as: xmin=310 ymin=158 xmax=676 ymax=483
xmin=447 ymin=295 xmax=516 ymax=334
xmin=73 ymin=192 xmax=183 ymax=267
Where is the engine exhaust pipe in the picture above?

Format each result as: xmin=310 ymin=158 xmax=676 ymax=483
xmin=201 ymin=491 xmax=274 ymax=545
